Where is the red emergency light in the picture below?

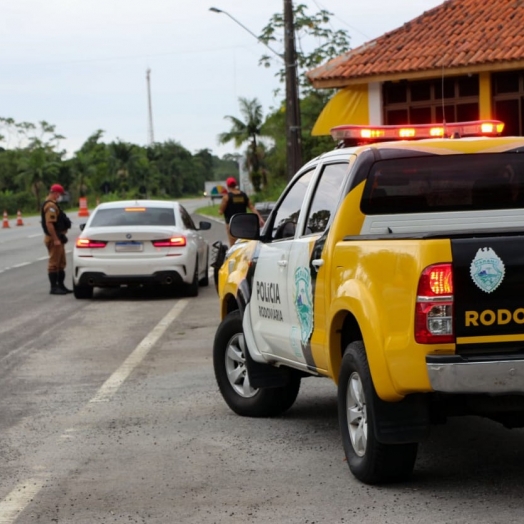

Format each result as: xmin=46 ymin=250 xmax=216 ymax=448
xmin=331 ymin=120 xmax=505 ymax=145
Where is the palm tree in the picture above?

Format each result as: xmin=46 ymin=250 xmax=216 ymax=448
xmin=73 ymin=151 xmax=97 ymax=198
xmin=109 ymin=141 xmax=139 ymax=194
xmin=17 ymin=146 xmax=60 ymax=210
xmin=218 ymin=97 xmax=267 ymax=191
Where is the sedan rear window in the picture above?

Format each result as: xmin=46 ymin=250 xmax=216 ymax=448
xmin=90 ymin=207 xmax=176 ymax=227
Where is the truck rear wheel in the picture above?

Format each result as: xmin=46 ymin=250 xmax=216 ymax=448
xmin=214 ymin=310 xmax=301 ymax=417
xmin=338 ymin=341 xmax=418 ymax=484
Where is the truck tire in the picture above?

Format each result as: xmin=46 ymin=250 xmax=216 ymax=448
xmin=214 ymin=310 xmax=301 ymax=417
xmin=338 ymin=341 xmax=418 ymax=484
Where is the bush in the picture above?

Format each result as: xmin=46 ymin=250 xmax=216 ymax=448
xmin=251 ymin=179 xmax=287 ymax=204
xmin=0 ymin=191 xmax=35 ymax=215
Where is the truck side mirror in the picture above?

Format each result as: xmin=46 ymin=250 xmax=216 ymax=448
xmin=229 ymin=213 xmax=260 ymax=240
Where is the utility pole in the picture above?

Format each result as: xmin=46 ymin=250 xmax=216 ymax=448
xmin=146 ymin=68 xmax=154 ymax=145
xmin=284 ymin=0 xmax=302 ymax=181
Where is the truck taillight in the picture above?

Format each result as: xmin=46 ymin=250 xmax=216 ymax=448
xmin=415 ymin=263 xmax=454 ymax=344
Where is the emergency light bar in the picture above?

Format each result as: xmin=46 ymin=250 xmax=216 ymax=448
xmin=331 ymin=120 xmax=505 ymax=144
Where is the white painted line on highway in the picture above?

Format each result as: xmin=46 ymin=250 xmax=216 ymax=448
xmin=89 ymin=299 xmax=188 ymax=403
xmin=0 ymin=477 xmax=45 ymax=523
xmin=0 ymin=252 xmax=72 ymax=274
xmin=11 ymin=262 xmax=30 ymax=269
xmin=0 ymin=299 xmax=190 ymax=521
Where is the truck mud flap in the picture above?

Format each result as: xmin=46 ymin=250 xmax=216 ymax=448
xmin=373 ymin=394 xmax=431 ymax=444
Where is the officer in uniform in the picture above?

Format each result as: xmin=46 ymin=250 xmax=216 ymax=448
xmin=219 ymin=177 xmax=264 ymax=246
xmin=42 ymin=184 xmax=72 ymax=295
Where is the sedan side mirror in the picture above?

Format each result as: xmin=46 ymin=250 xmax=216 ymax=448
xmin=198 ymin=221 xmax=212 ymax=230
xmin=79 ymin=223 xmax=86 ymax=231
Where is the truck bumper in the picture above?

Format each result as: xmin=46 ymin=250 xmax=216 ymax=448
xmin=426 ymin=355 xmax=524 ymax=394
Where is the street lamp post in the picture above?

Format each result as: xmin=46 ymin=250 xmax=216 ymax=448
xmin=210 ymin=4 xmax=302 ymax=181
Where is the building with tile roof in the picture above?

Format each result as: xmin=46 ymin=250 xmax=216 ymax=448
xmin=307 ymin=0 xmax=524 ymax=138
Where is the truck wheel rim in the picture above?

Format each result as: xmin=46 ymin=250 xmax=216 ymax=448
xmin=225 ymin=333 xmax=257 ymax=398
xmin=346 ymin=372 xmax=367 ymax=457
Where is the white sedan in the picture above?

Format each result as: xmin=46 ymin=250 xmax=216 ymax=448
xmin=72 ymin=200 xmax=211 ymax=299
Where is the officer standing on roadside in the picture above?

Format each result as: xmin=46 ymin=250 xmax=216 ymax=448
xmin=219 ymin=177 xmax=264 ymax=246
xmin=42 ymin=183 xmax=72 ymax=295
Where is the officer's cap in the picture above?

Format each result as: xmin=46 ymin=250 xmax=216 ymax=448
xmin=50 ymin=184 xmax=65 ymax=194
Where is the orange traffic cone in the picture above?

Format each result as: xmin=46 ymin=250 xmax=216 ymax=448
xmin=78 ymin=197 xmax=89 ymax=217
xmin=2 ymin=210 xmax=9 ymax=228
xmin=16 ymin=210 xmax=24 ymax=226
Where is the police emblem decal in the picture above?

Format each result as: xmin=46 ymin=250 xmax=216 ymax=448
xmin=293 ymin=267 xmax=313 ymax=345
xmin=470 ymin=247 xmax=505 ymax=293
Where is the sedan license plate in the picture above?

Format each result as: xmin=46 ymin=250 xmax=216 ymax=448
xmin=115 ymin=241 xmax=143 ymax=252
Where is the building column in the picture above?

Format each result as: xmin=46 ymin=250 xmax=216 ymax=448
xmin=479 ymin=72 xmax=492 ymax=119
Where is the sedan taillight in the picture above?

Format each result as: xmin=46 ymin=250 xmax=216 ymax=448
xmin=152 ymin=236 xmax=186 ymax=247
xmin=76 ymin=238 xmax=107 ymax=248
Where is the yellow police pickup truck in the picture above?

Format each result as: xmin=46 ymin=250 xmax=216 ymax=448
xmin=213 ymin=120 xmax=524 ymax=484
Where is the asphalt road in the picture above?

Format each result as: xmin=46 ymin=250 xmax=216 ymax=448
xmin=1 ymin=200 xmax=524 ymax=523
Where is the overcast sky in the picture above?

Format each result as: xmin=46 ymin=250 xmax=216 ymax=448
xmin=0 ymin=0 xmax=444 ymax=158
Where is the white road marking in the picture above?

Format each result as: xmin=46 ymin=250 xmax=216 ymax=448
xmin=0 ymin=477 xmax=45 ymax=523
xmin=11 ymin=262 xmax=30 ymax=269
xmin=89 ymin=299 xmax=188 ymax=403
xmin=0 ymin=251 xmax=72 ymax=274
xmin=27 ymin=234 xmax=40 ymax=238
xmin=0 ymin=299 xmax=188 ymax=522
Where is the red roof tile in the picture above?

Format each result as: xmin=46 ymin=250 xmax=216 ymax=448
xmin=307 ymin=0 xmax=524 ymax=87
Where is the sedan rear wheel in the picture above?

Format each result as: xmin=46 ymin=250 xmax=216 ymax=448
xmin=199 ymin=249 xmax=209 ymax=287
xmin=73 ymin=282 xmax=93 ymax=299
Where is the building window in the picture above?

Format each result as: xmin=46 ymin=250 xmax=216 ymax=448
xmin=383 ymin=75 xmax=479 ymax=125
xmin=492 ymin=71 xmax=524 ymax=136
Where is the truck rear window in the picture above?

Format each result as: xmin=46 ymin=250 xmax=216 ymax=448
xmin=361 ymin=153 xmax=524 ymax=214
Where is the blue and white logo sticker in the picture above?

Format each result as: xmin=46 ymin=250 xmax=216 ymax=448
xmin=470 ymin=247 xmax=505 ymax=293
xmin=294 ymin=266 xmax=313 ymax=345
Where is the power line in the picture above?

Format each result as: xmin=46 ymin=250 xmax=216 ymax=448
xmin=307 ymin=0 xmax=373 ymax=41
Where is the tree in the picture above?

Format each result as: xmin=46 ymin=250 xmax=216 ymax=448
xmin=259 ymin=3 xmax=351 ymax=95
xmin=218 ymin=98 xmax=268 ymax=191
xmin=0 ymin=114 xmax=250 ymax=210
xmin=254 ymin=4 xmax=352 ymax=184
xmin=17 ymin=146 xmax=61 ymax=210
xmin=76 ymin=130 xmax=112 ymax=197
xmin=72 ymin=151 xmax=97 ymax=198
xmin=109 ymin=141 xmax=140 ymax=194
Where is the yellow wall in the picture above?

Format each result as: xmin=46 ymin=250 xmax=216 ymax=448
xmin=312 ymin=85 xmax=369 ymax=136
